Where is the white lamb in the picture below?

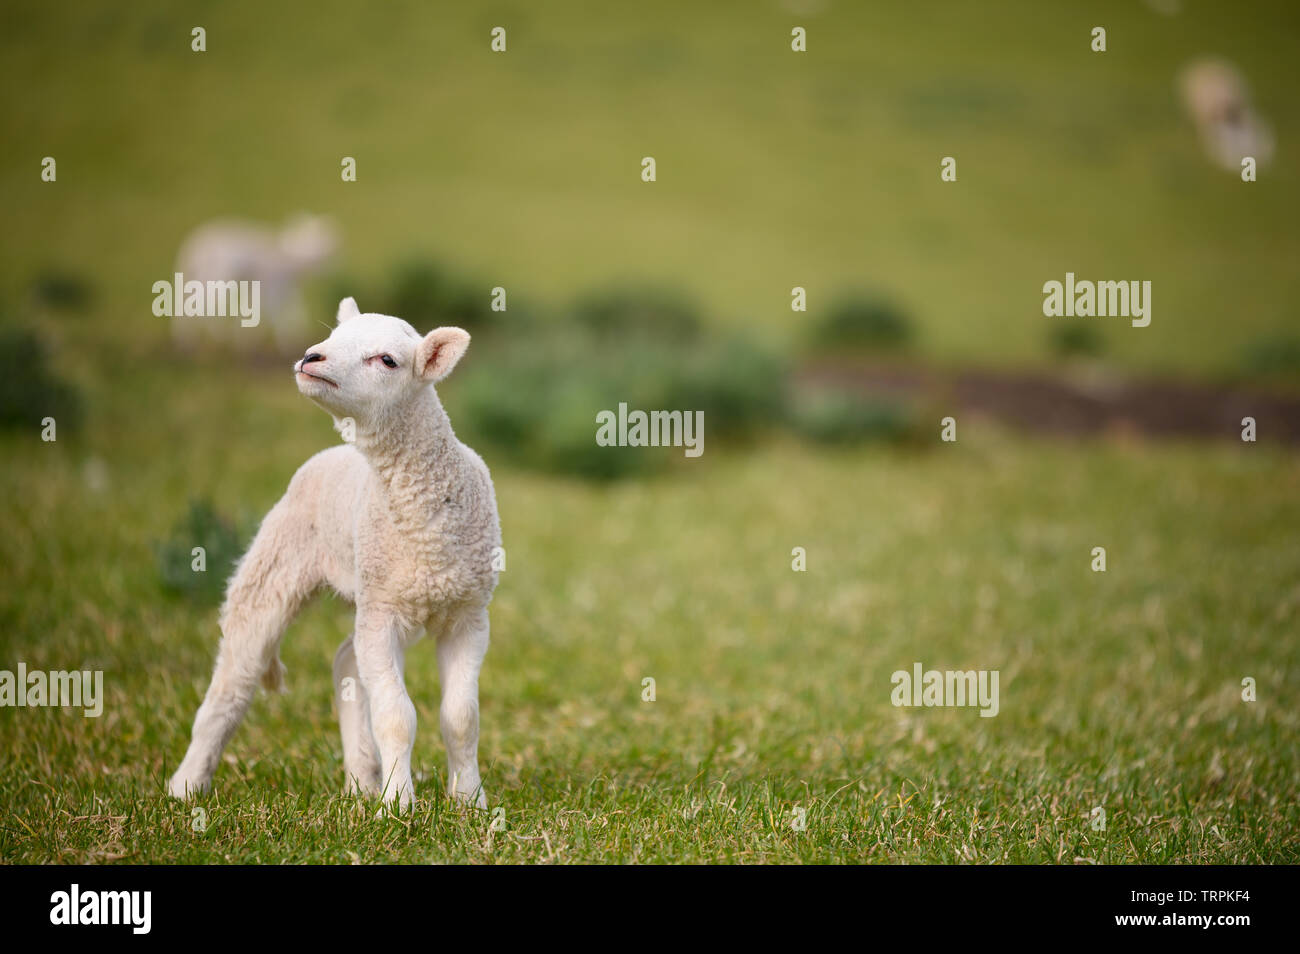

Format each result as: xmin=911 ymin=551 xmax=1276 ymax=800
xmin=168 ymin=298 xmax=501 ymax=810
xmin=171 ymin=214 xmax=340 ymax=356
xmin=1179 ymin=59 xmax=1274 ymax=173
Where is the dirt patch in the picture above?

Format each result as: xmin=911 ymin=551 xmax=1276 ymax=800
xmin=796 ymin=359 xmax=1300 ymax=444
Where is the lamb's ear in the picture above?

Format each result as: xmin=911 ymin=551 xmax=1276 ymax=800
xmin=336 ymin=297 xmax=361 ymax=324
xmin=416 ymin=327 xmax=471 ymax=382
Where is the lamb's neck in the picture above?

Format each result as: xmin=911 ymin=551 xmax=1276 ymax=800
xmin=354 ymin=391 xmax=461 ymax=519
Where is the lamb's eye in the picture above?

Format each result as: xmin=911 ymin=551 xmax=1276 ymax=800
xmin=380 ymin=355 xmax=397 ymax=368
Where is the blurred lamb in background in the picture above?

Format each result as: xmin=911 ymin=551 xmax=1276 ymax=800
xmin=171 ymin=214 xmax=340 ymax=357
xmin=1180 ymin=58 xmax=1274 ymax=173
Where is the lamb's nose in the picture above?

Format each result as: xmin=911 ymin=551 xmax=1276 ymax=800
xmin=301 ymin=352 xmax=325 ymax=365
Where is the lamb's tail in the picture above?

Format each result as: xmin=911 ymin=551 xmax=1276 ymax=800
xmin=261 ymin=655 xmax=287 ymax=693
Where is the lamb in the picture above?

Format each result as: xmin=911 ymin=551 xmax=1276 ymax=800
xmin=1179 ymin=59 xmax=1274 ymax=173
xmin=171 ymin=214 xmax=340 ymax=356
xmin=168 ymin=297 xmax=501 ymax=810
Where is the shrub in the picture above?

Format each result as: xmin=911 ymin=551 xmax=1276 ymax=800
xmin=572 ymin=284 xmax=701 ymax=342
xmin=661 ymin=335 xmax=785 ymax=438
xmin=321 ymin=260 xmax=513 ymax=335
xmin=381 ymin=259 xmax=491 ymax=332
xmin=809 ymin=292 xmax=914 ymax=351
xmin=452 ymin=326 xmax=784 ymax=479
xmin=535 ymin=378 xmax=660 ymax=480
xmin=30 ymin=267 xmax=94 ymax=312
xmin=0 ymin=327 xmax=83 ymax=433
xmin=1049 ymin=323 xmax=1107 ymax=358
xmin=1242 ymin=334 xmax=1300 ymax=377
xmin=454 ymin=344 xmax=659 ymax=480
xmin=320 ymin=271 xmax=372 ymax=317
xmin=154 ymin=499 xmax=247 ymax=604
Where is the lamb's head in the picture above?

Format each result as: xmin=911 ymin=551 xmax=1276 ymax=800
xmin=294 ymin=297 xmax=470 ymax=430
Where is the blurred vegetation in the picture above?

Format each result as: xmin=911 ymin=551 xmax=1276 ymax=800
xmin=1049 ymin=322 xmax=1108 ymax=359
xmin=572 ymin=284 xmax=702 ymax=342
xmin=29 ymin=266 xmax=94 ymax=313
xmin=1242 ymin=334 xmax=1300 ymax=379
xmin=323 ymin=261 xmax=493 ymax=336
xmin=0 ymin=326 xmax=83 ymax=433
xmin=441 ymin=276 xmax=958 ymax=478
xmin=374 ymin=259 xmax=494 ymax=335
xmin=154 ymin=499 xmax=249 ymax=604
xmin=807 ymin=292 xmax=915 ymax=353
xmin=785 ymin=387 xmax=919 ymax=445
xmin=453 ymin=287 xmax=786 ymax=480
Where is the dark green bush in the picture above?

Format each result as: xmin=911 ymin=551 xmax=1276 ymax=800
xmin=30 ymin=267 xmax=94 ymax=312
xmin=154 ymin=499 xmax=248 ymax=604
xmin=0 ymin=327 xmax=83 ymax=433
xmin=809 ymin=293 xmax=914 ymax=351
xmin=534 ymin=377 xmax=659 ymax=480
xmin=453 ymin=339 xmax=659 ymax=480
xmin=572 ymin=284 xmax=702 ymax=342
xmin=1049 ymin=323 xmax=1107 ymax=358
xmin=1242 ymin=335 xmax=1300 ymax=377
xmin=320 ymin=271 xmax=371 ymax=317
xmin=324 ymin=261 xmax=495 ymax=332
xmin=381 ymin=259 xmax=492 ymax=332
xmin=661 ymin=336 xmax=785 ymax=438
xmin=452 ymin=329 xmax=783 ymax=479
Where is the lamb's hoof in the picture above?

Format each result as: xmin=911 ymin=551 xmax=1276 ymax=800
xmin=167 ymin=773 xmax=210 ymax=800
xmin=344 ymin=775 xmax=382 ymax=798
xmin=450 ymin=788 xmax=488 ymax=811
xmin=373 ymin=790 xmax=415 ymax=819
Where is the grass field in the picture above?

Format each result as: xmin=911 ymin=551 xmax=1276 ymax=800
xmin=1 ymin=359 xmax=1297 ymax=862
xmin=1 ymin=1 xmax=1298 ymax=864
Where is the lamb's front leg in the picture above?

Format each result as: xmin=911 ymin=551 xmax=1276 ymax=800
xmin=354 ymin=609 xmax=417 ymax=811
xmin=438 ymin=607 xmax=490 ymax=809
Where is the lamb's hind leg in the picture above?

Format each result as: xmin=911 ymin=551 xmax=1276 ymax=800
xmin=333 ymin=635 xmax=381 ymax=796
xmin=168 ymin=498 xmax=321 ymax=798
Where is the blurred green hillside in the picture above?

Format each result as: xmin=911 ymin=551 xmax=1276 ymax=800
xmin=1 ymin=0 xmax=1297 ymax=376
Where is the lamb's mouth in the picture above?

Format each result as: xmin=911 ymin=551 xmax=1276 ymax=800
xmin=296 ymin=369 xmax=338 ymax=388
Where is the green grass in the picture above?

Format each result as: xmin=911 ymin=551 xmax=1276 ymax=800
xmin=1 ymin=358 xmax=1297 ymax=862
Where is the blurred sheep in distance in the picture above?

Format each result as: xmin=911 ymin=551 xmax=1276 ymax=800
xmin=171 ymin=213 xmax=340 ymax=357
xmin=1180 ymin=58 xmax=1274 ymax=173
